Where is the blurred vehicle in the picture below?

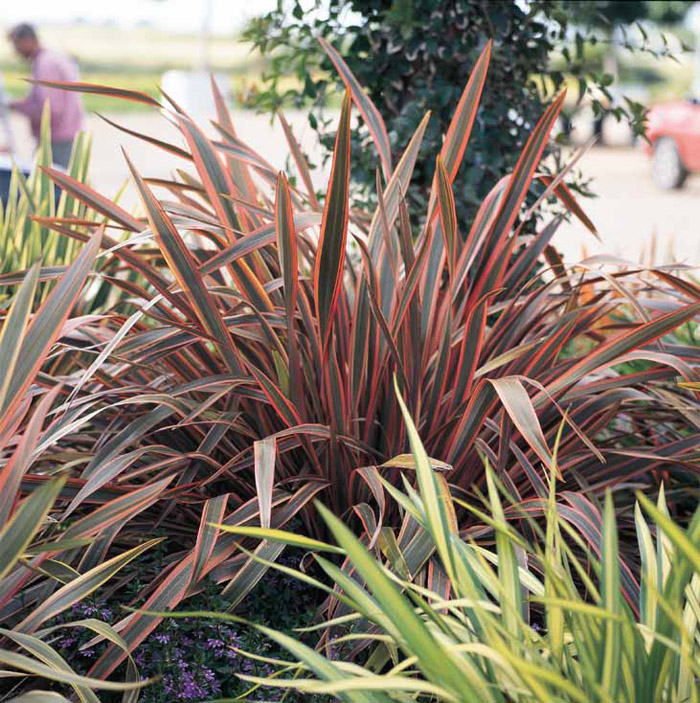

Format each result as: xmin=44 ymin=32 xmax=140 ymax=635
xmin=644 ymin=99 xmax=700 ymax=189
xmin=561 ymin=83 xmax=647 ymax=148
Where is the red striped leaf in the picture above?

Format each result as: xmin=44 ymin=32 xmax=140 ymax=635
xmin=319 ymin=36 xmax=392 ymax=179
xmin=31 ymin=79 xmax=161 ymax=107
xmin=314 ymin=91 xmax=352 ymax=356
xmin=436 ymin=155 xmax=458 ymax=281
xmin=125 ymin=153 xmax=245 ymax=375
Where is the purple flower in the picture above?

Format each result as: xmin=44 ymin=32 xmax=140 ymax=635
xmin=58 ymin=635 xmax=78 ymax=649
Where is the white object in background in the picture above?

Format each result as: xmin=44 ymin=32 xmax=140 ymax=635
xmin=200 ymin=0 xmax=214 ymax=72
xmin=160 ymin=70 xmax=230 ymax=118
xmin=569 ymin=106 xmax=597 ymax=146
xmin=685 ymin=3 xmax=700 ymax=97
xmin=0 ymin=75 xmax=15 ymax=155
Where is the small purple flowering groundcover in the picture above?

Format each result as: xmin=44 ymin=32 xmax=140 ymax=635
xmin=50 ymin=560 xmax=327 ymax=703
xmin=53 ymin=603 xmax=298 ymax=702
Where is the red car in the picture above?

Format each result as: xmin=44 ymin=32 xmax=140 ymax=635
xmin=645 ymin=99 xmax=700 ymax=189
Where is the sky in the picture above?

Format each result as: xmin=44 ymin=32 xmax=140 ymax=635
xmin=2 ymin=0 xmax=283 ymax=35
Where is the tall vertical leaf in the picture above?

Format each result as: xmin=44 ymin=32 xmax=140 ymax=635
xmin=275 ymin=172 xmax=302 ymax=407
xmin=0 ymin=260 xmax=40 ymax=412
xmin=599 ymin=491 xmax=622 ymax=700
xmin=314 ymin=91 xmax=352 ymax=355
xmin=435 ymin=155 xmax=457 ymax=281
xmin=254 ymin=438 xmax=276 ymax=529
xmin=318 ymin=37 xmax=392 ymax=180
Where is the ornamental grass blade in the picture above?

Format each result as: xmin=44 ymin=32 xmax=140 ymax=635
xmin=546 ymin=301 xmax=700 ymax=398
xmin=256 ymin=624 xmax=390 ymax=703
xmin=314 ymin=90 xmax=351 ymax=355
xmin=89 ymin=557 xmax=195 ymax=679
xmin=125 ymin=153 xmax=244 ymax=375
xmin=275 ymin=172 xmax=303 ymax=406
xmin=351 ymin=111 xmax=429 ymax=400
xmin=1 ymin=231 xmax=101 ymax=423
xmin=170 ymin=123 xmax=275 ymax=311
xmin=254 ymin=438 xmax=276 ymax=529
xmin=421 ymin=42 xmax=491 ymax=320
xmin=539 ymin=174 xmax=598 ymax=237
xmin=636 ymin=492 xmax=700 ymax=698
xmin=17 ymin=538 xmax=163 ymax=634
xmin=211 ymin=85 xmax=257 ymax=205
xmin=250 ymin=367 xmax=303 ymax=427
xmin=637 ymin=492 xmax=700 ymax=575
xmin=277 ymin=112 xmax=320 ymax=209
xmin=497 ymin=90 xmax=567 ymax=236
xmin=393 ymin=378 xmax=456 ymax=585
xmin=191 ymin=494 xmax=228 ymax=586
xmin=599 ymin=491 xmax=622 ymax=700
xmin=40 ymin=167 xmax=143 ymax=231
xmin=381 ymin=454 xmax=451 ymax=472
xmin=212 ymin=76 xmax=258 ymax=205
xmin=319 ymin=36 xmax=392 ymax=180
xmin=0 ymin=478 xmax=64 ymax=581
xmin=635 ymin=501 xmax=658 ymax=630
xmin=352 ymin=233 xmax=411 ymax=395
xmin=221 ymin=540 xmax=285 ymax=608
xmin=9 ymin=692 xmax=72 ymax=702
xmin=438 ymin=40 xmax=491 ymax=184
xmin=452 ymin=291 xmax=494 ymax=408
xmin=30 ymin=79 xmax=161 ymax=107
xmin=485 ymin=468 xmax=524 ymax=640
xmin=476 ymin=90 xmax=567 ymax=278
xmin=367 ymin=110 xmax=430 ymax=259
xmin=436 ymin=155 xmax=457 ymax=281
xmin=39 ymin=618 xmax=142 ymax=703
xmin=3 ymin=629 xmax=99 ymax=703
xmin=62 ymin=477 xmax=173 ymax=541
xmin=215 ymin=525 xmax=343 ymax=554
xmin=0 ymin=644 xmax=147 ymax=691
xmin=316 ymin=502 xmax=489 ymax=701
xmin=491 ymin=377 xmax=552 ymax=469
xmin=175 ymin=115 xmax=239 ymax=233
xmin=97 ymin=113 xmax=191 ymax=160
xmin=199 ymin=212 xmax=320 ymax=276
xmin=0 ymin=260 xmax=40 ymax=414
xmin=0 ymin=384 xmax=60 ymax=526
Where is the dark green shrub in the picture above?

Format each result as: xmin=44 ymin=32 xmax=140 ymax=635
xmin=244 ymin=0 xmax=674 ymax=229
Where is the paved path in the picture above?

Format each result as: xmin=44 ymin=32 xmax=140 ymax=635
xmin=7 ymin=112 xmax=700 ymax=269
xmin=555 ymin=146 xmax=700 ymax=268
xmin=8 ymin=108 xmax=328 ymax=201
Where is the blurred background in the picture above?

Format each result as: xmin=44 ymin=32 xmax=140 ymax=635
xmin=1 ymin=0 xmax=700 ymax=266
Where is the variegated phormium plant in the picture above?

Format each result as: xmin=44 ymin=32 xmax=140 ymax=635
xmin=1 ymin=38 xmax=699 ymax=686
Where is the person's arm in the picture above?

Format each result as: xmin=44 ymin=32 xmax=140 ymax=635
xmin=9 ymin=54 xmax=63 ymax=127
xmin=9 ymin=92 xmax=41 ymax=117
xmin=9 ymin=59 xmax=46 ymax=122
